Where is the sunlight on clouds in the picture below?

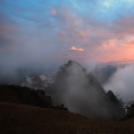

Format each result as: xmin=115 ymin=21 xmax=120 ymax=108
xmin=94 ymin=38 xmax=134 ymax=63
xmin=71 ymin=47 xmax=84 ymax=52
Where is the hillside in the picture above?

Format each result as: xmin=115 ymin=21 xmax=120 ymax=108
xmin=0 ymin=102 xmax=134 ymax=134
xmin=0 ymin=85 xmax=134 ymax=134
xmin=0 ymin=85 xmax=52 ymax=108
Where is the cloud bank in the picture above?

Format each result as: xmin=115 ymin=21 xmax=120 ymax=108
xmin=104 ymin=64 xmax=134 ymax=102
xmin=45 ymin=61 xmax=125 ymax=120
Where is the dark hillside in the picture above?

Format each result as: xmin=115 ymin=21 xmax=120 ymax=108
xmin=0 ymin=85 xmax=134 ymax=134
xmin=0 ymin=102 xmax=134 ymax=134
xmin=0 ymin=85 xmax=52 ymax=108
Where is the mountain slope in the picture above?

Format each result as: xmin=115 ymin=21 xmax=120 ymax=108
xmin=45 ymin=60 xmax=125 ymax=120
xmin=0 ymin=85 xmax=52 ymax=108
xmin=0 ymin=102 xmax=134 ymax=134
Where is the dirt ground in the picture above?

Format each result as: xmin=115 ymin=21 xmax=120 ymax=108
xmin=0 ymin=102 xmax=134 ymax=134
xmin=0 ymin=85 xmax=134 ymax=134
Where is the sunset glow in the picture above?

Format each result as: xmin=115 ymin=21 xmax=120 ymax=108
xmin=0 ymin=0 xmax=134 ymax=64
xmin=71 ymin=47 xmax=84 ymax=52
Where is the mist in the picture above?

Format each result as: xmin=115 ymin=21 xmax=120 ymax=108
xmin=0 ymin=55 xmax=128 ymax=120
xmin=104 ymin=64 xmax=134 ymax=103
xmin=0 ymin=45 xmax=66 ymax=84
xmin=45 ymin=60 xmax=125 ymax=120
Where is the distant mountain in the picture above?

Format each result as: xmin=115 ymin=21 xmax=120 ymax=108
xmin=93 ymin=64 xmax=117 ymax=84
xmin=45 ymin=60 xmax=125 ymax=120
xmin=21 ymin=73 xmax=55 ymax=89
xmin=17 ymin=60 xmax=125 ymax=120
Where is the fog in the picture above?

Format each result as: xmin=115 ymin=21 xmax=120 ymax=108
xmin=0 ymin=49 xmax=133 ymax=120
xmin=45 ymin=61 xmax=125 ymax=120
xmin=0 ymin=47 xmax=65 ymax=84
xmin=1 ymin=50 xmax=133 ymax=106
xmin=104 ymin=64 xmax=134 ymax=103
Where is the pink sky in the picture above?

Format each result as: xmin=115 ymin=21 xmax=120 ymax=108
xmin=1 ymin=1 xmax=134 ymax=66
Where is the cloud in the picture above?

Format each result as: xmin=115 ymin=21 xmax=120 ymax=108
xmin=71 ymin=47 xmax=84 ymax=51
xmin=45 ymin=61 xmax=125 ymax=120
xmin=104 ymin=64 xmax=134 ymax=102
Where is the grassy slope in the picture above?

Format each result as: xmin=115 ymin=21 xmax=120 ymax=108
xmin=0 ymin=85 xmax=134 ymax=134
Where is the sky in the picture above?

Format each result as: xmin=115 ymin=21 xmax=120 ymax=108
xmin=1 ymin=0 xmax=134 ymax=68
xmin=0 ymin=0 xmax=134 ymax=103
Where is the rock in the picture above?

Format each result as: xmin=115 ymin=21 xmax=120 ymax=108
xmin=46 ymin=60 xmax=123 ymax=120
xmin=53 ymin=104 xmax=68 ymax=111
xmin=121 ymin=103 xmax=134 ymax=121
xmin=107 ymin=90 xmax=126 ymax=121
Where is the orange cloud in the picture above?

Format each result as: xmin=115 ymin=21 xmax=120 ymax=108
xmin=71 ymin=47 xmax=84 ymax=52
xmin=124 ymin=39 xmax=134 ymax=46
xmin=93 ymin=39 xmax=134 ymax=64
xmin=50 ymin=7 xmax=57 ymax=15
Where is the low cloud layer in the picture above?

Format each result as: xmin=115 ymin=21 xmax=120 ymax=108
xmin=104 ymin=64 xmax=134 ymax=102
